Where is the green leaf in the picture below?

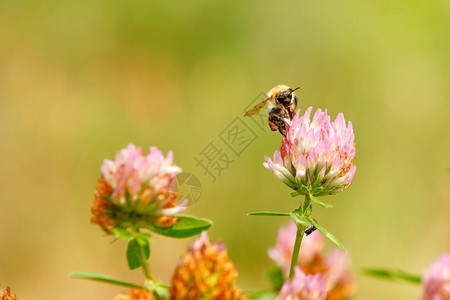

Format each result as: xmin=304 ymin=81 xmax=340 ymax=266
xmin=309 ymin=195 xmax=333 ymax=208
xmin=289 ymin=212 xmax=309 ymax=227
xmin=267 ymin=266 xmax=285 ymax=291
xmin=133 ymin=231 xmax=151 ymax=241
xmin=112 ymin=227 xmax=131 ymax=239
xmin=305 ymin=217 xmax=346 ymax=251
xmin=248 ymin=211 xmax=290 ymax=217
xmin=363 ymin=268 xmax=421 ymax=284
xmin=151 ymin=215 xmax=212 ymax=238
xmin=304 ymin=205 xmax=312 ymax=217
xmin=126 ymin=238 xmax=150 ymax=270
xmin=290 ymin=191 xmax=301 ymax=197
xmin=70 ymin=271 xmax=147 ymax=289
xmin=244 ymin=289 xmax=277 ymax=300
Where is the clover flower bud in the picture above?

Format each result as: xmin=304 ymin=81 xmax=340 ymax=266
xmin=170 ymin=232 xmax=246 ymax=300
xmin=0 ymin=285 xmax=18 ymax=300
xmin=112 ymin=288 xmax=154 ymax=300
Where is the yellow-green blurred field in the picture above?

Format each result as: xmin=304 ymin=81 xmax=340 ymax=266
xmin=0 ymin=1 xmax=449 ymax=299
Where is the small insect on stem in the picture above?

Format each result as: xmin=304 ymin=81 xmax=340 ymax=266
xmin=304 ymin=219 xmax=318 ymax=236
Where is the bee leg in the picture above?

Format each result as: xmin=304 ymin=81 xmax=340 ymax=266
xmin=269 ymin=107 xmax=289 ymax=136
xmin=268 ymin=121 xmax=278 ymax=132
xmin=269 ymin=111 xmax=283 ymax=131
xmin=288 ymin=109 xmax=294 ymax=120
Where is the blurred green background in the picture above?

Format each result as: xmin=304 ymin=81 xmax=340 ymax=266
xmin=0 ymin=0 xmax=449 ymax=299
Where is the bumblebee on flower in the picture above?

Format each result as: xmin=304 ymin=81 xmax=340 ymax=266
xmin=250 ymin=104 xmax=357 ymax=281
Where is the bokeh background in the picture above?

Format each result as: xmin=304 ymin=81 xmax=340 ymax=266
xmin=1 ymin=1 xmax=449 ymax=299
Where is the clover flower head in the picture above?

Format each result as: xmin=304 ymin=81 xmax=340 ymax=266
xmin=276 ymin=267 xmax=327 ymax=300
xmin=101 ymin=143 xmax=181 ymax=207
xmin=421 ymin=253 xmax=450 ymax=300
xmin=170 ymin=232 xmax=247 ymax=300
xmin=324 ymin=250 xmax=354 ymax=299
xmin=91 ymin=143 xmax=183 ymax=233
xmin=264 ymin=107 xmax=356 ymax=197
xmin=112 ymin=288 xmax=154 ymax=300
xmin=269 ymin=221 xmax=355 ymax=299
xmin=0 ymin=285 xmax=18 ymax=300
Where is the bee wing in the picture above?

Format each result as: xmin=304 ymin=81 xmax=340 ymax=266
xmin=244 ymin=97 xmax=272 ymax=117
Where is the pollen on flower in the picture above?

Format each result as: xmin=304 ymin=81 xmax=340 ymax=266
xmin=0 ymin=285 xmax=18 ymax=300
xmin=170 ymin=232 xmax=247 ymax=300
xmin=112 ymin=288 xmax=154 ymax=300
xmin=90 ymin=143 xmax=184 ymax=233
xmin=269 ymin=221 xmax=355 ymax=299
xmin=264 ymin=107 xmax=356 ymax=197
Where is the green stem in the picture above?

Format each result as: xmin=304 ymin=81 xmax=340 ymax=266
xmin=302 ymin=194 xmax=311 ymax=214
xmin=289 ymin=222 xmax=306 ymax=279
xmin=134 ymin=238 xmax=153 ymax=281
xmin=152 ymin=291 xmax=163 ymax=300
xmin=289 ymin=194 xmax=312 ymax=279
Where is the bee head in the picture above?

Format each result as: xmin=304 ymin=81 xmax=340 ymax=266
xmin=276 ymin=86 xmax=300 ymax=106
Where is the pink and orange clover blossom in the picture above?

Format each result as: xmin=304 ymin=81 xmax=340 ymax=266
xmin=91 ymin=143 xmax=184 ymax=233
xmin=264 ymin=107 xmax=356 ymax=197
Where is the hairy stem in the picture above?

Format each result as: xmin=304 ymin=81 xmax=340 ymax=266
xmin=289 ymin=222 xmax=306 ymax=279
xmin=289 ymin=195 xmax=312 ymax=279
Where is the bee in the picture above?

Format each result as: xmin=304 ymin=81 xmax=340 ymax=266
xmin=244 ymin=85 xmax=299 ymax=135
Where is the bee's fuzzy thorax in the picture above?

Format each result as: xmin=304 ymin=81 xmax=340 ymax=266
xmin=267 ymin=84 xmax=292 ymax=98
